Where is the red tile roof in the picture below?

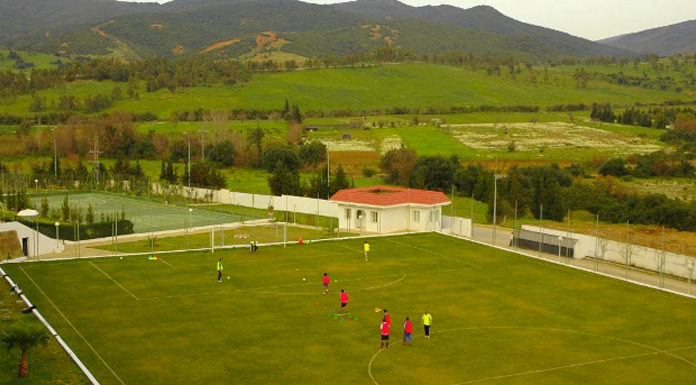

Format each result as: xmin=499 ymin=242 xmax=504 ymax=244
xmin=330 ymin=186 xmax=450 ymax=207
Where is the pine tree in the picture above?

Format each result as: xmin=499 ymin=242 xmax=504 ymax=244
xmin=40 ymin=197 xmax=49 ymax=217
xmin=61 ymin=195 xmax=70 ymax=221
xmin=86 ymin=203 xmax=95 ymax=226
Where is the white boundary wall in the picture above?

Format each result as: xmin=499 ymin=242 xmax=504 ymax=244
xmin=0 ymin=266 xmax=100 ymax=384
xmin=522 ymin=225 xmax=694 ymax=280
xmin=153 ymin=185 xmax=339 ymax=217
xmin=442 ymin=216 xmax=472 ymax=238
xmin=438 ymin=231 xmax=696 ymax=300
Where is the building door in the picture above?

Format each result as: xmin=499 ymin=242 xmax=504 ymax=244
xmin=21 ymin=237 xmax=28 ymax=257
xmin=356 ymin=210 xmax=364 ymax=230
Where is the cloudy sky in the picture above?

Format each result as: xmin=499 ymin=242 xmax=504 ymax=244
xmin=123 ymin=0 xmax=696 ymax=41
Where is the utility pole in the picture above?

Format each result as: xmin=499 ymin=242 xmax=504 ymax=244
xmin=89 ymin=133 xmax=102 ymax=185
xmin=200 ymin=130 xmax=208 ymax=162
xmin=492 ymin=157 xmax=500 ymax=245
xmin=52 ymin=129 xmax=57 ymax=180
xmin=326 ymin=151 xmax=330 ymax=199
xmin=187 ymin=136 xmax=191 ymax=188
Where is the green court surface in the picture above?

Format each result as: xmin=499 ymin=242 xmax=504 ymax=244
xmin=31 ymin=192 xmax=262 ymax=233
xmin=3 ymin=233 xmax=696 ymax=384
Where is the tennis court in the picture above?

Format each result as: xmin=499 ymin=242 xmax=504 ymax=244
xmin=31 ymin=192 xmax=263 ymax=233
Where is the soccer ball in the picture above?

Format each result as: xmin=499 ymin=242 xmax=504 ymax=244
xmin=302 ymin=277 xmax=307 ymax=282
xmin=227 ymin=276 xmax=231 ymax=280
xmin=119 ymin=257 xmax=123 ymax=260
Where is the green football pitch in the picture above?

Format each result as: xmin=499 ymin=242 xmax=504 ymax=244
xmin=3 ymin=233 xmax=696 ymax=384
xmin=31 ymin=192 xmax=262 ymax=233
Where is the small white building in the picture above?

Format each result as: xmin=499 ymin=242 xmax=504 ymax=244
xmin=330 ymin=186 xmax=450 ymax=234
xmin=0 ymin=221 xmax=64 ymax=259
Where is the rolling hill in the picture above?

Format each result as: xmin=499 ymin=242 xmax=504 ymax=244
xmin=334 ymin=0 xmax=628 ymax=58
xmin=0 ymin=0 xmax=632 ymax=60
xmin=599 ymin=19 xmax=696 ymax=56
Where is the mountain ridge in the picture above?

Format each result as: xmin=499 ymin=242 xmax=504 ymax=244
xmin=0 ymin=0 xmax=633 ymax=60
xmin=598 ymin=19 xmax=696 ymax=56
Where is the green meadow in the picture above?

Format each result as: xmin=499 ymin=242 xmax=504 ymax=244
xmin=0 ymin=63 xmax=686 ymax=117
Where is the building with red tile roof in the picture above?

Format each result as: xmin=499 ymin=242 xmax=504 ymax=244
xmin=330 ymin=186 xmax=451 ymax=233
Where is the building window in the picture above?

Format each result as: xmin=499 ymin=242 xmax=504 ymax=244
xmin=413 ymin=210 xmax=420 ymax=222
xmin=430 ymin=210 xmax=438 ymax=222
xmin=371 ymin=211 xmax=378 ymax=223
xmin=345 ymin=208 xmax=351 ymax=219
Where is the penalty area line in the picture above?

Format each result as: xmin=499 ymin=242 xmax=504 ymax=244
xmin=158 ymin=258 xmax=174 ymax=268
xmin=89 ymin=262 xmax=139 ymax=300
xmin=385 ymin=238 xmax=483 ymax=269
xmin=18 ymin=266 xmax=126 ymax=385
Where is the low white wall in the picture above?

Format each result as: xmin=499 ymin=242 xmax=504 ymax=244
xmin=522 ymin=225 xmax=695 ymax=280
xmin=442 ymin=216 xmax=473 ymax=238
xmin=153 ymin=184 xmax=340 ymax=218
xmin=0 ymin=222 xmax=65 ymax=257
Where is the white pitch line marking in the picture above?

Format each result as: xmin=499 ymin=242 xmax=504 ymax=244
xmin=385 ymin=238 xmax=483 ymax=269
xmin=158 ymin=258 xmax=174 ymax=268
xmin=453 ymin=345 xmax=696 ymax=385
xmin=368 ymin=327 xmax=696 ymax=385
xmin=19 ymin=266 xmax=126 ymax=385
xmin=89 ymin=262 xmax=139 ymax=300
xmin=354 ymin=274 xmax=407 ymax=291
xmin=337 ymin=243 xmax=362 ymax=254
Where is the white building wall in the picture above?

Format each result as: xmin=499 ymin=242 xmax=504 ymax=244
xmin=152 ymin=183 xmax=446 ymax=234
xmin=0 ymin=222 xmax=65 ymax=257
xmin=409 ymin=206 xmax=443 ymax=231
xmin=381 ymin=206 xmax=410 ymax=233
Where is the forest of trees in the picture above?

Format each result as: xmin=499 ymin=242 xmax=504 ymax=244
xmin=379 ymin=147 xmax=696 ymax=231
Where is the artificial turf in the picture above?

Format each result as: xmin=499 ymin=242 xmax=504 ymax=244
xmin=2 ymin=233 xmax=696 ymax=384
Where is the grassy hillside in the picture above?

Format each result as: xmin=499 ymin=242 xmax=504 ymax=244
xmin=0 ymin=49 xmax=69 ymax=71
xmin=599 ymin=20 xmax=696 ymax=56
xmin=0 ymin=63 xmax=685 ymax=117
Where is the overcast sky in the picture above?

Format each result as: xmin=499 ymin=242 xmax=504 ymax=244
xmin=124 ymin=0 xmax=696 ymax=41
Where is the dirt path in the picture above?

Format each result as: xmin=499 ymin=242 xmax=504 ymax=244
xmin=90 ymin=20 xmax=141 ymax=61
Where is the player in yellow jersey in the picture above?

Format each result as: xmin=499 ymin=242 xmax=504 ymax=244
xmin=363 ymin=241 xmax=370 ymax=262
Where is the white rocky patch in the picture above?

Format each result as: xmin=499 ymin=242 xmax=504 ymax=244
xmin=445 ymin=122 xmax=662 ymax=154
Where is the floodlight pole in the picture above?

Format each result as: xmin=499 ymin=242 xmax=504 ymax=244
xmin=660 ymin=225 xmax=665 ymax=288
xmin=513 ymin=200 xmax=518 ymax=248
xmin=558 ymin=236 xmax=562 ymax=260
xmin=35 ymin=218 xmax=39 ymax=260
xmin=52 ymin=128 xmax=57 ymax=181
xmin=114 ymin=212 xmax=118 ymax=254
xmin=187 ymin=207 xmax=192 ymax=250
xmin=594 ymin=214 xmax=599 ymax=272
xmin=470 ymin=192 xmax=474 ymax=239
xmin=34 ymin=178 xmax=38 ymax=193
xmin=200 ymin=130 xmax=208 ymax=162
xmin=450 ymin=185 xmax=455 ymax=233
xmin=492 ymin=158 xmax=499 ymax=245
xmin=538 ymin=204 xmax=543 ymax=257
xmin=55 ymin=222 xmax=60 ymax=250
xmin=284 ymin=195 xmax=288 ymax=248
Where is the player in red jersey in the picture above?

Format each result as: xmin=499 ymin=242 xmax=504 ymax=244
xmin=380 ymin=317 xmax=390 ymax=349
xmin=340 ymin=289 xmax=348 ymax=312
xmin=322 ymin=273 xmax=330 ymax=295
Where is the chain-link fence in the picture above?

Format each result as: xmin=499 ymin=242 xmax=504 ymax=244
xmin=458 ymin=204 xmax=696 ymax=298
